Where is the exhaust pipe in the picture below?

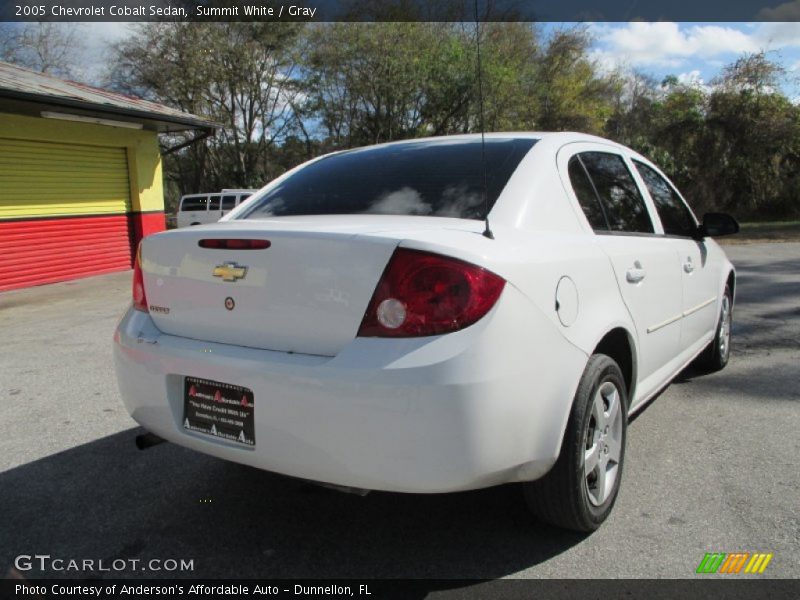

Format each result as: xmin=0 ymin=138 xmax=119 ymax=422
xmin=135 ymin=432 xmax=166 ymax=450
xmin=312 ymin=481 xmax=370 ymax=496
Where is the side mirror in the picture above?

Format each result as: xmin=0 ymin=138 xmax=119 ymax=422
xmin=697 ymin=213 xmax=739 ymax=239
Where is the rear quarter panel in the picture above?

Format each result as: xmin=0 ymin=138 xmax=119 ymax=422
xmin=379 ymin=225 xmax=637 ymax=436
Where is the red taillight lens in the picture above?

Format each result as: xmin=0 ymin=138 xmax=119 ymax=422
xmin=199 ymin=239 xmax=271 ymax=250
xmin=358 ymin=248 xmax=505 ymax=337
xmin=132 ymin=244 xmax=148 ymax=312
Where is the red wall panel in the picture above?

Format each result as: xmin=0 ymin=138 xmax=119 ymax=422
xmin=129 ymin=211 xmax=166 ymax=245
xmin=0 ymin=215 xmax=134 ymax=292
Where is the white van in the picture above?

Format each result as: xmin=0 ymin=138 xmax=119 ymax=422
xmin=176 ymin=190 xmax=257 ymax=228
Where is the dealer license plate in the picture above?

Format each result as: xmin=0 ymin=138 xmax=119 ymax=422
xmin=183 ymin=377 xmax=255 ymax=446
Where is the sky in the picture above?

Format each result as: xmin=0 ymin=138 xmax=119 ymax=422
xmin=586 ymin=22 xmax=800 ymax=93
xmin=73 ymin=21 xmax=800 ymax=97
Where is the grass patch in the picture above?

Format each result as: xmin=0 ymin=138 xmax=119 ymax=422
xmin=739 ymin=220 xmax=800 ymax=229
xmin=719 ymin=220 xmax=800 ymax=244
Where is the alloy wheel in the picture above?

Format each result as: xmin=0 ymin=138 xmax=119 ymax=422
xmin=584 ymin=381 xmax=623 ymax=506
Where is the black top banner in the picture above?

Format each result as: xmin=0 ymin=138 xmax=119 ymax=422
xmin=1 ymin=0 xmax=800 ymax=22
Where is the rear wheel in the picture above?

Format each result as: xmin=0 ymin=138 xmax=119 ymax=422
xmin=523 ymin=354 xmax=627 ymax=532
xmin=696 ymin=284 xmax=732 ymax=372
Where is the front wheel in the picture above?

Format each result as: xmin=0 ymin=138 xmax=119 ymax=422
xmin=523 ymin=354 xmax=628 ymax=532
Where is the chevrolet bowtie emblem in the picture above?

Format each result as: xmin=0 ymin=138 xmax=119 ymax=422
xmin=212 ymin=262 xmax=248 ymax=282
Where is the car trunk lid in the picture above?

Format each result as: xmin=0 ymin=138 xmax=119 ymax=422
xmin=139 ymin=217 xmax=480 ymax=356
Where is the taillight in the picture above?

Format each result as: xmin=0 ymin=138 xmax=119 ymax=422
xmin=358 ymin=248 xmax=505 ymax=337
xmin=199 ymin=239 xmax=271 ymax=250
xmin=132 ymin=244 xmax=148 ymax=312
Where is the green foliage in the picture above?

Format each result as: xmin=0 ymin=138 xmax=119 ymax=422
xmin=106 ymin=25 xmax=800 ymax=219
xmin=302 ymin=22 xmax=471 ymax=146
xmin=533 ymin=27 xmax=616 ymax=133
xmin=612 ymin=52 xmax=800 ymax=218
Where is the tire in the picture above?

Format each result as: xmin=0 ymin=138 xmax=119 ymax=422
xmin=523 ymin=354 xmax=628 ymax=532
xmin=695 ymin=284 xmax=733 ymax=373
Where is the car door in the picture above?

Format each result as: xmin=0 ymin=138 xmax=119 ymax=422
xmin=631 ymin=159 xmax=720 ymax=353
xmin=559 ymin=146 xmax=684 ymax=402
xmin=220 ymin=194 xmax=238 ymax=218
xmin=208 ymin=194 xmax=222 ymax=222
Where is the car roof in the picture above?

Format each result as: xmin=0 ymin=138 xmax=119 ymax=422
xmin=331 ymin=132 xmax=628 ymax=156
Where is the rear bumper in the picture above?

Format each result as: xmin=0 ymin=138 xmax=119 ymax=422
xmin=113 ymin=285 xmax=587 ymax=493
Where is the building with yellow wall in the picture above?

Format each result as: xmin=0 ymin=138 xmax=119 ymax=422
xmin=0 ymin=61 xmax=215 ymax=292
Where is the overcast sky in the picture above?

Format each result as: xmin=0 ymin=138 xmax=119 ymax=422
xmin=75 ymin=21 xmax=800 ymax=96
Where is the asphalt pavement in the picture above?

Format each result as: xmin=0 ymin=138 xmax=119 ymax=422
xmin=0 ymin=242 xmax=798 ymax=581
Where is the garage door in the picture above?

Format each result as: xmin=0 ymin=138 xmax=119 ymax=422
xmin=0 ymin=138 xmax=134 ymax=292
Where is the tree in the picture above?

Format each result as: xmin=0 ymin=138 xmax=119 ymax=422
xmin=105 ymin=23 xmax=800 ymax=220
xmin=302 ymin=22 xmax=479 ymax=148
xmin=532 ymin=27 xmax=616 ymax=134
xmin=0 ymin=23 xmax=85 ymax=78
xmin=701 ymin=53 xmax=800 ymax=217
xmin=604 ymin=70 xmax=659 ymax=151
xmin=109 ymin=22 xmax=305 ymax=197
xmin=609 ymin=52 xmax=800 ymax=218
xmin=475 ymin=22 xmax=541 ymax=132
xmin=303 ymin=23 xmax=615 ymax=144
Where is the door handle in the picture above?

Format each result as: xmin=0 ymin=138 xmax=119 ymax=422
xmin=684 ymin=257 xmax=695 ymax=273
xmin=626 ymin=261 xmax=646 ymax=283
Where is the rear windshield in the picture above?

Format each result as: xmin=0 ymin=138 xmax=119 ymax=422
xmin=237 ymin=138 xmax=536 ymax=221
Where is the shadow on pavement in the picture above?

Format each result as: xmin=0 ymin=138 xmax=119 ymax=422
xmin=0 ymin=428 xmax=586 ymax=582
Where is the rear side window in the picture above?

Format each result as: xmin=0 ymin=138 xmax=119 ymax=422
xmin=209 ymin=195 xmax=221 ymax=211
xmin=238 ymin=138 xmax=537 ymax=221
xmin=221 ymin=195 xmax=239 ymax=209
xmin=578 ymin=152 xmax=654 ymax=234
xmin=568 ymin=156 xmax=608 ymax=231
xmin=634 ymin=161 xmax=697 ymax=237
xmin=181 ymin=196 xmax=207 ymax=212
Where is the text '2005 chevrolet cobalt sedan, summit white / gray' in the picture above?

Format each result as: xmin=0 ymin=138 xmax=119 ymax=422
xmin=114 ymin=132 xmax=739 ymax=532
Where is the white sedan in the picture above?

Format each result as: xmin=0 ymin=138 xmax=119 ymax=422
xmin=114 ymin=132 xmax=738 ymax=532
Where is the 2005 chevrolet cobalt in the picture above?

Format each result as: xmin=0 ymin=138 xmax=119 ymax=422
xmin=114 ymin=133 xmax=738 ymax=531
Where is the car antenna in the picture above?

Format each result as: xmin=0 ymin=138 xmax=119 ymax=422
xmin=474 ymin=0 xmax=494 ymax=239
